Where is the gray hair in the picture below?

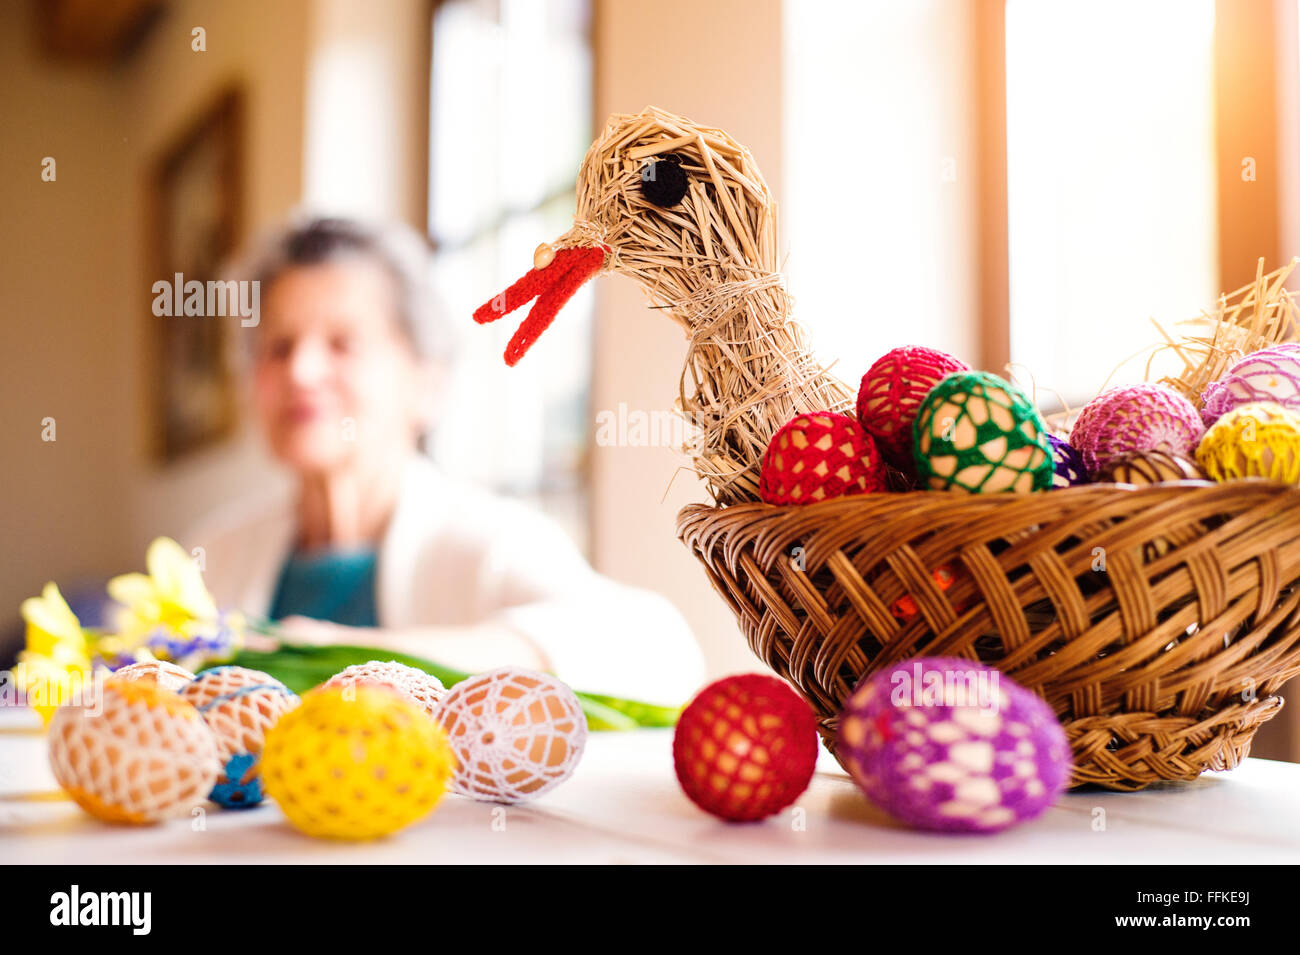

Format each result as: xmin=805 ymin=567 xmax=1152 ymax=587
xmin=234 ymin=215 xmax=450 ymax=363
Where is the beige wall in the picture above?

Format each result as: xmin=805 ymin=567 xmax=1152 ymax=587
xmin=118 ymin=0 xmax=313 ymax=558
xmin=0 ymin=0 xmax=314 ymax=650
xmin=0 ymin=2 xmax=133 ymax=629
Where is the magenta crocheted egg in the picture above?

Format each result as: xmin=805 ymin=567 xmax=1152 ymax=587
xmin=1201 ymin=343 xmax=1300 ymax=426
xmin=1069 ymin=384 xmax=1204 ymax=477
xmin=837 ymin=658 xmax=1071 ymax=833
xmin=856 ymin=346 xmax=970 ymax=470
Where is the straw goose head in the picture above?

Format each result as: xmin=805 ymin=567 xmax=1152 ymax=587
xmin=475 ymin=106 xmax=851 ymax=504
xmin=474 ymin=106 xmax=781 ymax=365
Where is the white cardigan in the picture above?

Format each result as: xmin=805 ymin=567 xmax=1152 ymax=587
xmin=188 ymin=455 xmax=705 ymax=705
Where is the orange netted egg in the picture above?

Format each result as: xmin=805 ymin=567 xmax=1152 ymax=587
xmin=110 ymin=660 xmax=196 ymax=692
xmin=323 ymin=660 xmax=446 ymax=718
xmin=47 ymin=677 xmax=220 ymax=824
xmin=180 ymin=666 xmax=298 ymax=809
xmin=434 ymin=666 xmax=588 ymax=803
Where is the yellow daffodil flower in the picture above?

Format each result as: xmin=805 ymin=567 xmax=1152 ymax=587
xmin=20 ymin=582 xmax=88 ymax=659
xmin=107 ymin=537 xmax=218 ymax=647
xmin=16 ymin=582 xmax=91 ymax=724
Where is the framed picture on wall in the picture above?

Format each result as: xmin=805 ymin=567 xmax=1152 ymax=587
xmin=146 ymin=86 xmax=244 ymax=463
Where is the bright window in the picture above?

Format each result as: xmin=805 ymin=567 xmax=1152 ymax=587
xmin=427 ymin=0 xmax=593 ymax=534
xmin=1006 ymin=0 xmax=1218 ymax=403
xmin=783 ymin=0 xmax=978 ymax=375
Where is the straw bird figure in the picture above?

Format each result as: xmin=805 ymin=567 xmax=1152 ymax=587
xmin=474 ymin=105 xmax=853 ymax=505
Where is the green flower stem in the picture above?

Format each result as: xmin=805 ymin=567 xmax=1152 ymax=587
xmin=216 ymin=641 xmax=681 ymax=732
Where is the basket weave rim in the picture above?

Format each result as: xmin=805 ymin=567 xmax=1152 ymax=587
xmin=675 ymin=478 xmax=1300 ymax=789
xmin=678 ymin=479 xmax=1300 ymax=529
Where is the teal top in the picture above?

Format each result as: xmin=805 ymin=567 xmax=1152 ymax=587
xmin=268 ymin=547 xmax=378 ymax=628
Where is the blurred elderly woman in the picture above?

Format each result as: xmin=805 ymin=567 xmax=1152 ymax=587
xmin=190 ymin=217 xmax=704 ymax=703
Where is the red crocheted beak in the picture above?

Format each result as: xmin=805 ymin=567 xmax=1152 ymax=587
xmin=473 ymin=245 xmax=607 ymax=366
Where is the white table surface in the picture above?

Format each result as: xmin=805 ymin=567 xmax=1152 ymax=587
xmin=2 ymin=706 xmax=1297 ymax=864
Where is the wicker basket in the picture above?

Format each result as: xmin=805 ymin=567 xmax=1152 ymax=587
xmin=472 ymin=105 xmax=1300 ymax=792
xmin=679 ymin=480 xmax=1300 ymax=790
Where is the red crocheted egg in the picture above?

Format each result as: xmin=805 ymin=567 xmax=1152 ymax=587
xmin=857 ymin=346 xmax=970 ymax=469
xmin=673 ymin=674 xmax=819 ymax=822
xmin=760 ymin=411 xmax=887 ymax=505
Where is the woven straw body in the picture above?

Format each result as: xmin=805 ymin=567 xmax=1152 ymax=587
xmin=679 ymin=481 xmax=1300 ymax=790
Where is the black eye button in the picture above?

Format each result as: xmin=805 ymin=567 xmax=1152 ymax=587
xmin=640 ymin=154 xmax=689 ymax=208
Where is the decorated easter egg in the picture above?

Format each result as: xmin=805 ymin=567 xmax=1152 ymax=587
xmin=48 ymin=677 xmax=220 ymax=824
xmin=182 ymin=666 xmax=298 ymax=808
xmin=1097 ymin=449 xmax=1207 ymax=485
xmin=111 ymin=659 xmax=195 ymax=691
xmin=837 ymin=658 xmax=1071 ymax=833
xmin=673 ymin=673 xmax=818 ymax=822
xmin=1046 ymin=433 xmax=1088 ymax=488
xmin=198 ymin=686 xmax=299 ymax=809
xmin=913 ymin=371 xmax=1053 ymax=493
xmin=1201 ymin=343 xmax=1300 ymax=425
xmin=1069 ymin=384 xmax=1204 ymax=477
xmin=324 ymin=660 xmax=446 ymax=718
xmin=857 ymin=346 xmax=970 ymax=469
xmin=1196 ymin=402 xmax=1300 ymax=484
xmin=262 ymin=685 xmax=453 ymax=839
xmin=434 ymin=667 xmax=587 ymax=804
xmin=760 ymin=411 xmax=887 ymax=505
xmin=179 ymin=665 xmax=284 ymax=709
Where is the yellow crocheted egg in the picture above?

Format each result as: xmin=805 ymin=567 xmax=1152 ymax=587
xmin=47 ymin=678 xmax=220 ymax=824
xmin=261 ymin=685 xmax=454 ymax=840
xmin=1195 ymin=402 xmax=1300 ymax=484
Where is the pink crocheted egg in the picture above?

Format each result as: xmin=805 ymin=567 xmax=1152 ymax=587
xmin=48 ymin=678 xmax=220 ymax=824
xmin=1201 ymin=343 xmax=1300 ymax=426
xmin=1069 ymin=384 xmax=1204 ymax=477
xmin=324 ymin=660 xmax=446 ymax=718
xmin=434 ymin=667 xmax=587 ymax=804
xmin=111 ymin=659 xmax=195 ymax=692
xmin=857 ymin=346 xmax=970 ymax=469
xmin=837 ymin=658 xmax=1071 ymax=833
xmin=760 ymin=411 xmax=888 ymax=505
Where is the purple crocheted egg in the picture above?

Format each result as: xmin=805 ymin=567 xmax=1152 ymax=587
xmin=837 ymin=658 xmax=1071 ymax=833
xmin=1201 ymin=343 xmax=1300 ymax=426
xmin=1046 ymin=433 xmax=1087 ymax=487
xmin=1069 ymin=384 xmax=1204 ymax=477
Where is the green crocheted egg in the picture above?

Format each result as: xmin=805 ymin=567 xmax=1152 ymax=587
xmin=913 ymin=371 xmax=1053 ymax=493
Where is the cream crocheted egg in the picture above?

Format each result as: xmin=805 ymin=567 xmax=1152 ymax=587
xmin=48 ymin=678 xmax=220 ymax=824
xmin=181 ymin=666 xmax=298 ymax=808
xmin=435 ymin=667 xmax=588 ymax=804
xmin=323 ymin=660 xmax=446 ymax=718
xmin=111 ymin=660 xmax=196 ymax=692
